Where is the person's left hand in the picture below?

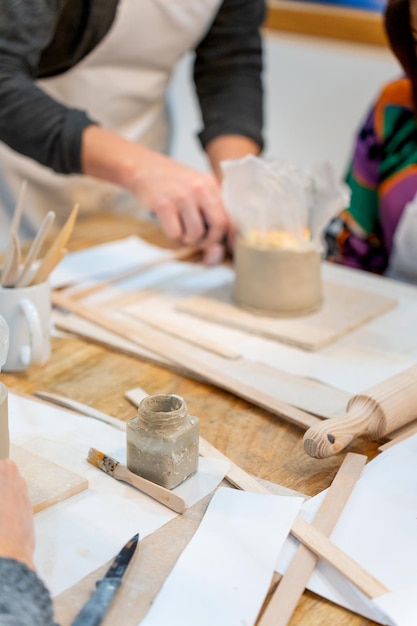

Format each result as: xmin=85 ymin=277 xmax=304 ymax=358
xmin=0 ymin=459 xmax=36 ymax=571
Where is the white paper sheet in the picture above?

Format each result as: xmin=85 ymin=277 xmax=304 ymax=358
xmin=373 ymin=584 xmax=417 ymax=626
xmin=52 ymin=237 xmax=417 ymax=396
xmin=276 ymin=435 xmax=417 ymax=624
xmin=139 ymin=488 xmax=304 ymax=626
xmin=50 ymin=236 xmax=171 ymax=288
xmin=8 ymin=393 xmax=229 ymax=596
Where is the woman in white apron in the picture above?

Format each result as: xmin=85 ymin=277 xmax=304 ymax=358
xmin=0 ymin=0 xmax=265 ymax=262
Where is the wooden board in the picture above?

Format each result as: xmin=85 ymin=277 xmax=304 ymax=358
xmin=178 ymin=279 xmax=397 ymax=351
xmin=10 ymin=445 xmax=88 ymax=513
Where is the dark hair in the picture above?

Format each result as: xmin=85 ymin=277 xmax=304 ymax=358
xmin=385 ymin=0 xmax=416 ymax=75
xmin=384 ymin=0 xmax=417 ymax=109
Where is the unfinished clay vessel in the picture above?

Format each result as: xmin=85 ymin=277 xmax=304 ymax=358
xmin=233 ymin=235 xmax=322 ymax=317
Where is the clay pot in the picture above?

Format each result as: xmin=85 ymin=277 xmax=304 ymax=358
xmin=233 ymin=236 xmax=322 ymax=317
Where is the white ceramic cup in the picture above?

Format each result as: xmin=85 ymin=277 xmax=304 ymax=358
xmin=0 ymin=280 xmax=51 ymax=372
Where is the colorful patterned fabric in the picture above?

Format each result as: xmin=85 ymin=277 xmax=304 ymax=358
xmin=326 ymin=77 xmax=417 ymax=274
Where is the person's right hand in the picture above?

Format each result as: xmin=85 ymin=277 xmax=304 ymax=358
xmin=0 ymin=459 xmax=35 ymax=571
xmin=82 ymin=126 xmax=232 ymax=264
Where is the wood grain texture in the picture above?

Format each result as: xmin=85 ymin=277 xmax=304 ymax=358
xmin=3 ymin=214 xmax=383 ymax=626
xmin=178 ymin=280 xmax=396 ymax=351
xmin=52 ymin=291 xmax=322 ymax=430
xmin=265 ymin=0 xmax=387 ymax=47
xmin=10 ymin=444 xmax=88 ymax=513
xmin=259 ymin=453 xmax=367 ymax=626
xmin=304 ymin=364 xmax=417 ymax=458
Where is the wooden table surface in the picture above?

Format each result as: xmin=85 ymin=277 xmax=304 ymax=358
xmin=3 ymin=213 xmax=381 ymax=626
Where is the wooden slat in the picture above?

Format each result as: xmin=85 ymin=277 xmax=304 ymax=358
xmin=52 ymin=292 xmax=322 ymax=430
xmin=258 ymin=452 xmax=367 ymax=626
xmin=265 ymin=0 xmax=388 ymax=47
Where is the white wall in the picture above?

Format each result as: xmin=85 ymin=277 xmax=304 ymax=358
xmin=170 ymin=31 xmax=400 ymax=178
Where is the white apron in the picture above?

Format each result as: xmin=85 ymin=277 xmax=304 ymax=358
xmin=0 ymin=0 xmax=222 ymax=245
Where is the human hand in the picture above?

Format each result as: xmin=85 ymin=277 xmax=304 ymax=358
xmin=0 ymin=459 xmax=35 ymax=571
xmin=82 ymin=126 xmax=232 ymax=263
xmin=130 ymin=149 xmax=231 ymax=262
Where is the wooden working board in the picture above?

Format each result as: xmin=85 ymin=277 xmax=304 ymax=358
xmin=177 ymin=279 xmax=397 ymax=351
xmin=10 ymin=445 xmax=88 ymax=513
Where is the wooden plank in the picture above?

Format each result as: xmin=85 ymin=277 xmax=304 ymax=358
xmin=264 ymin=0 xmax=388 ymax=47
xmin=52 ymin=291 xmax=322 ymax=430
xmin=258 ymin=452 xmax=367 ymax=626
xmin=178 ymin=280 xmax=397 ymax=351
xmin=124 ymin=309 xmax=241 ymax=359
xmin=55 ymin=309 xmax=350 ymax=419
xmin=10 ymin=444 xmax=88 ymax=513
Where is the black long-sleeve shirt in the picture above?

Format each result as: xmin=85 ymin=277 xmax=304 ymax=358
xmin=0 ymin=0 xmax=265 ymax=174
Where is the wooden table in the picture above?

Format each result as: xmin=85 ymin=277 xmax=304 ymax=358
xmin=3 ymin=213 xmax=382 ymax=625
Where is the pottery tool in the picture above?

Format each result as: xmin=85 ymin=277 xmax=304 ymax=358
xmin=16 ymin=211 xmax=56 ymax=287
xmin=0 ymin=232 xmax=21 ymax=287
xmin=303 ymin=364 xmax=417 ymax=458
xmin=1 ymin=180 xmax=26 ymax=287
xmin=258 ymin=452 xmax=368 ymax=626
xmin=32 ymin=390 xmax=126 ymax=431
xmin=378 ymin=419 xmax=417 ymax=452
xmin=87 ymin=448 xmax=186 ymax=514
xmin=30 ymin=202 xmax=79 ymax=285
xmin=71 ymin=533 xmax=138 ymax=626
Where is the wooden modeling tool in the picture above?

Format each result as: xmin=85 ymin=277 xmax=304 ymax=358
xmin=16 ymin=211 xmax=56 ymax=287
xmin=1 ymin=180 xmax=26 ymax=287
xmin=30 ymin=203 xmax=79 ymax=285
xmin=87 ymin=448 xmax=186 ymax=514
xmin=303 ymin=364 xmax=417 ymax=458
xmin=1 ymin=232 xmax=21 ymax=287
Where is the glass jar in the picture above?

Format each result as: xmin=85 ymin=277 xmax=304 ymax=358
xmin=126 ymin=394 xmax=199 ymax=489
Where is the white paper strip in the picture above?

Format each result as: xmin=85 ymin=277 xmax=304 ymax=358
xmin=8 ymin=393 xmax=229 ymax=596
xmin=50 ymin=235 xmax=171 ymax=288
xmin=140 ymin=488 xmax=303 ymax=626
xmin=276 ymin=434 xmax=417 ymax=624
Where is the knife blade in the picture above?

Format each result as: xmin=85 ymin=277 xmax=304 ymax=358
xmin=71 ymin=533 xmax=139 ymax=626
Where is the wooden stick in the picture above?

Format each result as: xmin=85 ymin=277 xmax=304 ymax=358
xmin=51 ymin=293 xmax=321 ymax=431
xmin=30 ymin=203 xmax=79 ymax=285
xmin=87 ymin=448 xmax=186 ymax=514
xmin=63 ymin=245 xmax=201 ymax=300
xmin=1 ymin=180 xmax=27 ymax=286
xmin=258 ymin=452 xmax=367 ymax=626
xmin=1 ymin=232 xmax=21 ymax=287
xmin=291 ymin=516 xmax=388 ymax=599
xmin=124 ymin=310 xmax=241 ymax=360
xmin=16 ymin=211 xmax=56 ymax=287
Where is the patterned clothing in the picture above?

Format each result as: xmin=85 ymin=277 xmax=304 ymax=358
xmin=326 ymin=77 xmax=417 ymax=275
